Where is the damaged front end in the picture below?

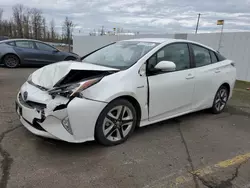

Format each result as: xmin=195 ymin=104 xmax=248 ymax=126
xmin=17 ymin=62 xmax=118 ymax=141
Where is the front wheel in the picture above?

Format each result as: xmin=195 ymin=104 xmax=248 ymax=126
xmin=95 ymin=99 xmax=137 ymax=146
xmin=211 ymin=85 xmax=229 ymax=114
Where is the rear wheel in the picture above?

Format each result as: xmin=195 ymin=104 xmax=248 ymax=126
xmin=3 ymin=54 xmax=20 ymax=68
xmin=95 ymin=99 xmax=137 ymax=146
xmin=211 ymin=85 xmax=229 ymax=114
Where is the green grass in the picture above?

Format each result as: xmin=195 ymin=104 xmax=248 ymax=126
xmin=231 ymin=80 xmax=250 ymax=104
xmin=234 ymin=80 xmax=250 ymax=90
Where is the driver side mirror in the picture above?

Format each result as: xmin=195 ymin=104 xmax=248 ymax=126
xmin=154 ymin=61 xmax=176 ymax=72
xmin=52 ymin=49 xmax=59 ymax=53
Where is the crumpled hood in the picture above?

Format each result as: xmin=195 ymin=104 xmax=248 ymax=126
xmin=30 ymin=61 xmax=118 ymax=89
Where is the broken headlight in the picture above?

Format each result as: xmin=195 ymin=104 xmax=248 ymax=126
xmin=48 ymin=77 xmax=102 ymax=98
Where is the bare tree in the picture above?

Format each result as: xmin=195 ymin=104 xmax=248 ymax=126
xmin=12 ymin=4 xmax=24 ymax=38
xmin=0 ymin=5 xmax=66 ymax=43
xmin=0 ymin=8 xmax=3 ymax=21
xmin=30 ymin=8 xmax=42 ymax=39
xmin=50 ymin=19 xmax=55 ymax=41
xmin=62 ymin=16 xmax=74 ymax=52
xmin=0 ymin=8 xmax=3 ymax=35
xmin=42 ymin=18 xmax=46 ymax=40
xmin=23 ymin=8 xmax=31 ymax=38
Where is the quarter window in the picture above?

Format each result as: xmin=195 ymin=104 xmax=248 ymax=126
xmin=16 ymin=41 xmax=35 ymax=49
xmin=6 ymin=41 xmax=15 ymax=46
xmin=210 ymin=51 xmax=218 ymax=63
xmin=192 ymin=44 xmax=211 ymax=67
xmin=36 ymin=42 xmax=55 ymax=52
xmin=216 ymin=52 xmax=226 ymax=61
xmin=148 ymin=43 xmax=190 ymax=72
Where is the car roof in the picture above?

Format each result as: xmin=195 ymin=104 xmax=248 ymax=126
xmin=122 ymin=38 xmax=176 ymax=43
xmin=122 ymin=38 xmax=216 ymax=52
xmin=0 ymin=38 xmax=48 ymax=44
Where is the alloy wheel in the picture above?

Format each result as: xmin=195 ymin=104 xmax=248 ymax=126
xmin=103 ymin=105 xmax=134 ymax=142
xmin=4 ymin=55 xmax=19 ymax=68
xmin=214 ymin=88 xmax=228 ymax=112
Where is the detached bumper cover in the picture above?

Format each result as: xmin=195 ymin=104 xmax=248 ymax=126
xmin=16 ymin=85 xmax=107 ymax=143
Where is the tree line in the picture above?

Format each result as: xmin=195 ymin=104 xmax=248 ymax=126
xmin=0 ymin=4 xmax=74 ymax=44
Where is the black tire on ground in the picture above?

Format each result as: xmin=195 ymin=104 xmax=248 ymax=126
xmin=95 ymin=99 xmax=137 ymax=146
xmin=211 ymin=85 xmax=229 ymax=114
xmin=3 ymin=54 xmax=20 ymax=68
xmin=64 ymin=56 xmax=76 ymax=61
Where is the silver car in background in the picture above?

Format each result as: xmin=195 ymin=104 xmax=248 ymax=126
xmin=0 ymin=39 xmax=80 ymax=68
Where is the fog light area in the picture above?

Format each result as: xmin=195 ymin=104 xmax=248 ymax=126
xmin=62 ymin=117 xmax=73 ymax=135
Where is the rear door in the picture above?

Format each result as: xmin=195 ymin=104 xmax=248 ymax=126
xmin=14 ymin=40 xmax=41 ymax=64
xmin=190 ymin=44 xmax=228 ymax=110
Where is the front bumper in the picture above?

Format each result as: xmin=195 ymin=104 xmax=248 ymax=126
xmin=16 ymin=82 xmax=107 ymax=143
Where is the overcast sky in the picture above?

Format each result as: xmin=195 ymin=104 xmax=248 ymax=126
xmin=1 ymin=0 xmax=250 ymax=35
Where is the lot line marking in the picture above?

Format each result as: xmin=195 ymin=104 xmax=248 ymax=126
xmin=172 ymin=152 xmax=250 ymax=187
xmin=146 ymin=153 xmax=250 ymax=188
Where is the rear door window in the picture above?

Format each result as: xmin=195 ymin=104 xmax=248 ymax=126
xmin=191 ymin=44 xmax=211 ymax=67
xmin=210 ymin=51 xmax=218 ymax=63
xmin=16 ymin=41 xmax=35 ymax=49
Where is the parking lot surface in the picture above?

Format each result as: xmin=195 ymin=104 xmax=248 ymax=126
xmin=1 ymin=67 xmax=250 ymax=188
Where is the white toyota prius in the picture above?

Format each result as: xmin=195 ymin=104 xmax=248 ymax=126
xmin=16 ymin=38 xmax=236 ymax=145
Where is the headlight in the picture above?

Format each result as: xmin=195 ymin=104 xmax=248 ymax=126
xmin=48 ymin=77 xmax=102 ymax=98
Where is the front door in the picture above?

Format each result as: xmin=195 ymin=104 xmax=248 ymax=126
xmin=147 ymin=43 xmax=195 ymax=121
xmin=34 ymin=42 xmax=62 ymax=64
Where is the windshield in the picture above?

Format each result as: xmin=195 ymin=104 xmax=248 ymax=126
xmin=82 ymin=41 xmax=159 ymax=69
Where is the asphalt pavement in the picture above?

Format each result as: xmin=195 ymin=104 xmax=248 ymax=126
xmin=0 ymin=67 xmax=250 ymax=188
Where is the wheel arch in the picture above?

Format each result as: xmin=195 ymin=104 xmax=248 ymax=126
xmin=105 ymin=95 xmax=142 ymax=127
xmin=220 ymin=82 xmax=231 ymax=96
xmin=116 ymin=96 xmax=141 ymax=125
xmin=1 ymin=53 xmax=21 ymax=65
xmin=64 ymin=56 xmax=77 ymax=61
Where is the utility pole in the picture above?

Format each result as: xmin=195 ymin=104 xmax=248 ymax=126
xmin=195 ymin=13 xmax=201 ymax=34
xmin=217 ymin=20 xmax=225 ymax=51
xmin=101 ymin=26 xmax=104 ymax=36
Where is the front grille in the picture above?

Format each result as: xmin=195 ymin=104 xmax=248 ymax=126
xmin=18 ymin=93 xmax=46 ymax=110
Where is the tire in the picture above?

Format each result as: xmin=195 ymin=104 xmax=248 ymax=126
xmin=95 ymin=99 xmax=137 ymax=146
xmin=3 ymin=54 xmax=20 ymax=68
xmin=211 ymin=85 xmax=229 ymax=114
xmin=64 ymin=56 xmax=76 ymax=61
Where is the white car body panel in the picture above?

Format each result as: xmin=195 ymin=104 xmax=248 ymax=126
xmin=31 ymin=61 xmax=118 ymax=89
xmin=16 ymin=38 xmax=237 ymax=143
xmin=148 ymin=69 xmax=195 ymax=121
xmin=191 ymin=60 xmax=236 ymax=110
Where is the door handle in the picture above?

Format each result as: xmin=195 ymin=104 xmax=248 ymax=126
xmin=186 ymin=74 xmax=194 ymax=79
xmin=215 ymin=69 xmax=221 ymax=73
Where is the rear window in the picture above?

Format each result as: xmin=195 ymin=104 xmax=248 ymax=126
xmin=216 ymin=52 xmax=226 ymax=61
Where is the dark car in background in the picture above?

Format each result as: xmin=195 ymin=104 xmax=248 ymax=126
xmin=0 ymin=36 xmax=9 ymax=41
xmin=0 ymin=39 xmax=80 ymax=68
